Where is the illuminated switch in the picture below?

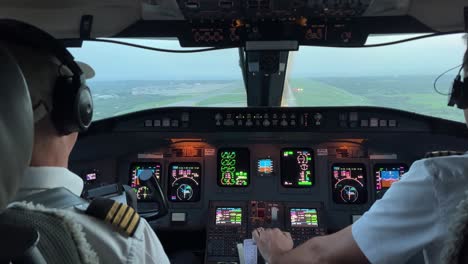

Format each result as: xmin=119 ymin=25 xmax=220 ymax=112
xmin=360 ymin=119 xmax=369 ymax=127
xmin=153 ymin=120 xmax=161 ymax=127
xmin=246 ymin=119 xmax=253 ymax=127
xmin=379 ymin=120 xmax=387 ymax=127
xmin=237 ymin=120 xmax=243 ymax=126
xmin=280 ymin=120 xmax=288 ymax=127
xmin=144 ymin=120 xmax=153 ymax=127
xmin=370 ymin=118 xmax=379 ymax=127
xmin=171 ymin=120 xmax=179 ymax=127
xmin=171 ymin=212 xmax=187 ymax=223
xmin=263 ymin=119 xmax=271 ymax=127
xmin=290 ymin=120 xmax=296 ymax=126
xmin=389 ymin=120 xmax=397 ymax=127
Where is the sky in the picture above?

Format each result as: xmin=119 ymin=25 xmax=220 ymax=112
xmin=69 ymin=33 xmax=466 ymax=81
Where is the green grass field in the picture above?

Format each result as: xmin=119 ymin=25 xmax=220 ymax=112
xmin=90 ymin=77 xmax=465 ymax=123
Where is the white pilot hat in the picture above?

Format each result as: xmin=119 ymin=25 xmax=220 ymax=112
xmin=6 ymin=43 xmax=95 ymax=123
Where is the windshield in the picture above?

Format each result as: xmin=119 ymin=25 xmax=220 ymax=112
xmin=70 ymin=34 xmax=466 ymax=122
xmin=287 ymin=33 xmax=466 ymax=122
xmin=70 ymin=41 xmax=245 ymax=120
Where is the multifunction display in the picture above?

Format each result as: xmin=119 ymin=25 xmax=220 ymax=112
xmin=290 ymin=208 xmax=319 ymax=227
xmin=129 ymin=163 xmax=162 ymax=201
xmin=168 ymin=162 xmax=201 ymax=202
xmin=218 ymin=148 xmax=250 ymax=187
xmin=281 ymin=149 xmax=314 ymax=187
xmin=331 ymin=163 xmax=367 ymax=204
xmin=215 ymin=207 xmax=243 ymax=225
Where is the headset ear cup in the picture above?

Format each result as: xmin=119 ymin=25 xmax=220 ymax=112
xmin=76 ymin=85 xmax=93 ymax=130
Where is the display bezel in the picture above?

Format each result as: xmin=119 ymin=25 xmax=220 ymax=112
xmin=257 ymin=157 xmax=274 ymax=177
xmin=280 ymin=148 xmax=315 ymax=188
xmin=374 ymin=163 xmax=409 ymax=191
xmin=331 ymin=163 xmax=368 ymax=204
xmin=217 ymin=148 xmax=251 ymax=187
xmin=168 ymin=162 xmax=202 ymax=203
xmin=289 ymin=208 xmax=319 ymax=228
xmin=129 ymin=162 xmax=163 ymax=202
xmin=215 ymin=207 xmax=243 ymax=226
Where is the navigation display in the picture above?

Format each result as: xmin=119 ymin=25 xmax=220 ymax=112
xmin=215 ymin=207 xmax=242 ymax=225
xmin=82 ymin=169 xmax=100 ymax=185
xmin=168 ymin=162 xmax=201 ymax=202
xmin=331 ymin=164 xmax=367 ymax=204
xmin=375 ymin=163 xmax=408 ymax=198
xmin=218 ymin=148 xmax=250 ymax=187
xmin=290 ymin=208 xmax=319 ymax=227
xmin=258 ymin=158 xmax=274 ymax=177
xmin=129 ymin=163 xmax=162 ymax=201
xmin=281 ymin=149 xmax=314 ymax=187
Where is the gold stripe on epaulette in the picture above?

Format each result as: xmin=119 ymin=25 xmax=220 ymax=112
xmin=104 ymin=202 xmax=119 ymax=222
xmin=126 ymin=212 xmax=140 ymax=236
xmin=112 ymin=204 xmax=129 ymax=225
xmin=120 ymin=207 xmax=135 ymax=230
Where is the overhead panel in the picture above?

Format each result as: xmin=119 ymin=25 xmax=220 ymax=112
xmin=176 ymin=0 xmax=373 ymax=47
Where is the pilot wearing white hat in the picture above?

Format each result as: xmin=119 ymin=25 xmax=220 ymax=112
xmin=3 ymin=35 xmax=170 ymax=264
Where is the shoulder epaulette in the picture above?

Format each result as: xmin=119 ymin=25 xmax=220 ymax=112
xmin=424 ymin=150 xmax=465 ymax=159
xmin=85 ymin=198 xmax=140 ymax=237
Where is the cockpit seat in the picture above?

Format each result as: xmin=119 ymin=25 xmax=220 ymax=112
xmin=0 ymin=42 xmax=39 ymax=262
xmin=442 ymin=191 xmax=468 ymax=263
xmin=0 ymin=43 xmax=94 ymax=264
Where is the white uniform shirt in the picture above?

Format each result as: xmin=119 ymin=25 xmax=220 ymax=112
xmin=17 ymin=166 xmax=170 ymax=264
xmin=352 ymin=154 xmax=468 ymax=264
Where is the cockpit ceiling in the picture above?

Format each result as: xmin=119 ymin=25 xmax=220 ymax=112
xmin=0 ymin=0 xmax=466 ymax=39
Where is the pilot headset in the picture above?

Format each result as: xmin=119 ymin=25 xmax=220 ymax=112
xmin=0 ymin=19 xmax=93 ymax=135
xmin=448 ymin=67 xmax=468 ymax=109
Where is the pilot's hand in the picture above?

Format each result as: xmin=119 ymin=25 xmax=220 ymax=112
xmin=252 ymin=227 xmax=294 ymax=263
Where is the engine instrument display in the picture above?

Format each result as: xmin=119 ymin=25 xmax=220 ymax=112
xmin=218 ymin=148 xmax=250 ymax=187
xmin=281 ymin=149 xmax=314 ymax=187
xmin=215 ymin=207 xmax=242 ymax=225
xmin=258 ymin=158 xmax=274 ymax=177
xmin=82 ymin=169 xmax=100 ymax=185
xmin=331 ymin=164 xmax=367 ymax=204
xmin=290 ymin=208 xmax=319 ymax=227
xmin=168 ymin=162 xmax=201 ymax=202
xmin=375 ymin=163 xmax=408 ymax=198
xmin=129 ymin=163 xmax=162 ymax=201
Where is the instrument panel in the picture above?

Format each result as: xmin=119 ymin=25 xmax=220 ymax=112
xmin=70 ymin=106 xmax=468 ymax=263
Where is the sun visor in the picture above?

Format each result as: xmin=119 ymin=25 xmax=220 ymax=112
xmin=0 ymin=0 xmax=141 ymax=39
xmin=363 ymin=0 xmax=411 ymax=16
xmin=408 ymin=0 xmax=467 ymax=32
xmin=364 ymin=0 xmax=467 ymax=32
xmin=142 ymin=0 xmax=184 ymax=20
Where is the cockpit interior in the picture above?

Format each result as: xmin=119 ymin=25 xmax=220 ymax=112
xmin=2 ymin=0 xmax=468 ymax=263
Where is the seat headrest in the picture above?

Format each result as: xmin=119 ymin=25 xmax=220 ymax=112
xmin=0 ymin=44 xmax=33 ymax=209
